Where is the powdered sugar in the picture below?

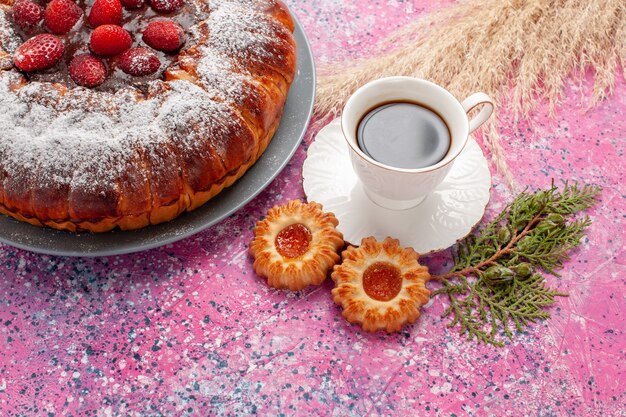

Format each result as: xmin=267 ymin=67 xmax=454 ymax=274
xmin=0 ymin=0 xmax=295 ymax=221
xmin=0 ymin=7 xmax=20 ymax=55
xmin=208 ymin=3 xmax=274 ymax=61
xmin=0 ymin=75 xmax=238 ymax=190
xmin=192 ymin=46 xmax=248 ymax=102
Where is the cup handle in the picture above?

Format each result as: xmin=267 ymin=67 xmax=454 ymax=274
xmin=461 ymin=93 xmax=494 ymax=134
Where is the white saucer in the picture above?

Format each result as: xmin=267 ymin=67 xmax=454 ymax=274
xmin=302 ymin=119 xmax=491 ymax=253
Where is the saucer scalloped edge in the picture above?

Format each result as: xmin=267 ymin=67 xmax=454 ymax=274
xmin=302 ymin=118 xmax=492 ymax=254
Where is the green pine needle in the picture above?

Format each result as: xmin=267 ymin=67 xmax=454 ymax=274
xmin=432 ymin=180 xmax=601 ymax=347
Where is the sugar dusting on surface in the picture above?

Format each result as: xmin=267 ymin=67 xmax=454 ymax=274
xmin=0 ymin=8 xmax=19 ymax=70
xmin=0 ymin=8 xmax=19 ymax=53
xmin=0 ymin=74 xmax=236 ymax=193
xmin=207 ymin=2 xmax=275 ymax=62
xmin=0 ymin=0 xmax=290 ymax=200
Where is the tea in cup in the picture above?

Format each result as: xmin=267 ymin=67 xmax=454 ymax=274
xmin=341 ymin=77 xmax=494 ymax=210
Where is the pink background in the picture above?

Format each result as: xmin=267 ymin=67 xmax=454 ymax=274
xmin=1 ymin=0 xmax=624 ymax=415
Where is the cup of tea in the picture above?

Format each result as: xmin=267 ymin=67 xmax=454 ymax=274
xmin=340 ymin=76 xmax=494 ymax=210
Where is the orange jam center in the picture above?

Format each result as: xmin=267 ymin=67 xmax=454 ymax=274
xmin=275 ymin=223 xmax=312 ymax=259
xmin=362 ymin=262 xmax=403 ymax=301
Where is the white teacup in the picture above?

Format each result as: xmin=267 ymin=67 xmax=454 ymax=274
xmin=341 ymin=77 xmax=494 ymax=210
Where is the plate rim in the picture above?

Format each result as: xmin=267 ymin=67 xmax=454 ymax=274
xmin=0 ymin=13 xmax=316 ymax=258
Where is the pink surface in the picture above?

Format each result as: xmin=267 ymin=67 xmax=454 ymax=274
xmin=1 ymin=1 xmax=624 ymax=416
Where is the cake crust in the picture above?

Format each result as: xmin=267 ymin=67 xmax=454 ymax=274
xmin=0 ymin=0 xmax=296 ymax=232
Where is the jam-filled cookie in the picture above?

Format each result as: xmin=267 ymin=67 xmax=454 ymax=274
xmin=331 ymin=237 xmax=431 ymax=333
xmin=250 ymin=200 xmax=344 ymax=291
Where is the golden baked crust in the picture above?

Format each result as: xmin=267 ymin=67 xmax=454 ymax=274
xmin=0 ymin=0 xmax=296 ymax=232
xmin=331 ymin=237 xmax=431 ymax=333
xmin=249 ymin=200 xmax=344 ymax=291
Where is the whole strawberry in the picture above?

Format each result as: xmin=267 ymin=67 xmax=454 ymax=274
xmin=13 ymin=34 xmax=65 ymax=72
xmin=149 ymin=0 xmax=183 ymax=14
xmin=119 ymin=47 xmax=160 ymax=76
xmin=88 ymin=0 xmax=123 ymax=28
xmin=120 ymin=0 xmax=145 ymax=10
xmin=90 ymin=24 xmax=132 ymax=56
xmin=45 ymin=0 xmax=82 ymax=35
xmin=69 ymin=54 xmax=107 ymax=88
xmin=12 ymin=0 xmax=44 ymax=31
xmin=142 ymin=20 xmax=185 ymax=52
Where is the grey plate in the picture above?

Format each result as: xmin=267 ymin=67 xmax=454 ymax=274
xmin=0 ymin=17 xmax=315 ymax=257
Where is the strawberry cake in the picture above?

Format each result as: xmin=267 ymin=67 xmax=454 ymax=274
xmin=0 ymin=0 xmax=296 ymax=232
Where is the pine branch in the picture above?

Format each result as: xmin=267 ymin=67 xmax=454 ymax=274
xmin=431 ymin=181 xmax=601 ymax=347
